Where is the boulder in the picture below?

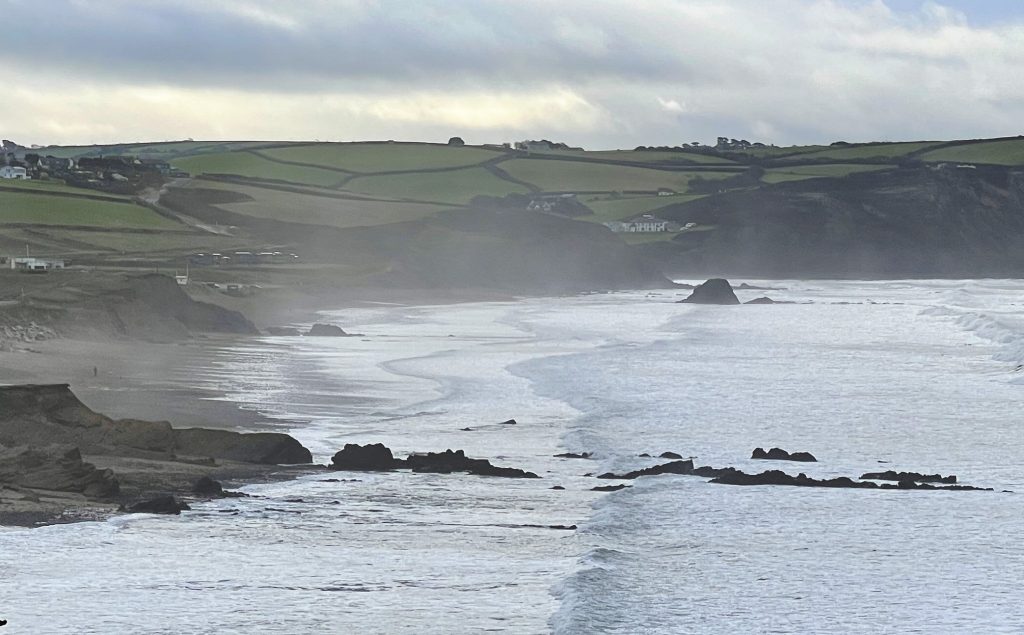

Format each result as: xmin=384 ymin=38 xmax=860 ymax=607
xmin=860 ymin=470 xmax=956 ymax=484
xmin=405 ymin=449 xmax=539 ymax=478
xmin=192 ymin=476 xmax=225 ymax=496
xmin=306 ymin=323 xmax=349 ymax=337
xmin=745 ymin=297 xmax=776 ymax=304
xmin=497 ymin=419 xmax=517 ymax=425
xmin=751 ymin=447 xmax=817 ymax=462
xmin=659 ymin=451 xmax=683 ymax=459
xmin=329 ymin=443 xmax=399 ymax=471
xmin=554 ymin=452 xmax=591 ymax=459
xmin=592 ymin=484 xmax=629 ymax=492
xmin=597 ymin=459 xmax=694 ymax=480
xmin=128 ymin=495 xmax=190 ymax=515
xmin=679 ymin=278 xmax=740 ymax=305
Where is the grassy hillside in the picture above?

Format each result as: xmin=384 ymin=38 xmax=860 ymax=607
xmin=917 ymin=138 xmax=1024 ymax=165
xmin=0 ymin=191 xmax=181 ymax=229
xmin=345 ymin=167 xmax=529 ymax=205
xmin=257 ymin=143 xmax=503 ymax=172
xmin=499 ymin=160 xmax=734 ymax=193
xmin=784 ymin=141 xmax=941 ymax=161
xmin=173 ymin=151 xmax=344 ymax=187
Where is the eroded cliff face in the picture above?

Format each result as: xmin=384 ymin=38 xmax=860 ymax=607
xmin=0 ymin=384 xmax=311 ymax=464
xmin=648 ymin=166 xmax=1024 ymax=278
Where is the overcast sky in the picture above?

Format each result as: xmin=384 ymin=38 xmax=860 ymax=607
xmin=2 ymin=0 xmax=1023 ymax=149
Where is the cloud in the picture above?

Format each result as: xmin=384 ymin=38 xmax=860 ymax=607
xmin=1 ymin=0 xmax=1024 ymax=147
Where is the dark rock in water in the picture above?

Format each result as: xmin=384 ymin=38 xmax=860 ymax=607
xmin=405 ymin=449 xmax=539 ymax=478
xmin=679 ymin=278 xmax=740 ymax=305
xmin=861 ymin=470 xmax=956 ymax=484
xmin=193 ymin=476 xmax=224 ymax=496
xmin=266 ymin=326 xmax=301 ymax=336
xmin=710 ymin=469 xmax=989 ymax=491
xmin=306 ymin=323 xmax=350 ymax=337
xmin=174 ymin=428 xmax=312 ymax=465
xmin=752 ymin=447 xmax=817 ymax=462
xmin=598 ymin=459 xmax=694 ymax=480
xmin=738 ymin=283 xmax=780 ymax=291
xmin=548 ymin=524 xmax=577 ymax=530
xmin=497 ymin=419 xmax=517 ymax=425
xmin=128 ymin=495 xmax=190 ymax=515
xmin=659 ymin=451 xmax=683 ymax=459
xmin=555 ymin=452 xmax=591 ymax=459
xmin=639 ymin=453 xmax=651 ymax=457
xmin=192 ymin=476 xmax=247 ymax=498
xmin=460 ymin=427 xmax=474 ymax=431
xmin=745 ymin=296 xmax=776 ymax=304
xmin=329 ymin=443 xmax=399 ymax=471
xmin=592 ymin=484 xmax=629 ymax=492
xmin=550 ymin=485 xmax=565 ymax=490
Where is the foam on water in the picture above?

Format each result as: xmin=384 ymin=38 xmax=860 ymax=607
xmin=2 ymin=281 xmax=1024 ymax=634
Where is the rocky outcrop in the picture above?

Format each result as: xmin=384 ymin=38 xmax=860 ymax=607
xmin=592 ymin=484 xmax=629 ymax=492
xmin=192 ymin=476 xmax=248 ymax=498
xmin=679 ymin=278 xmax=740 ymax=304
xmin=306 ymin=323 xmax=349 ymax=337
xmin=555 ymin=452 xmax=592 ymax=459
xmin=745 ymin=297 xmax=776 ymax=304
xmin=328 ymin=443 xmax=539 ymax=478
xmin=127 ymin=495 xmax=190 ymax=515
xmin=174 ymin=428 xmax=312 ymax=465
xmin=751 ymin=447 xmax=817 ymax=462
xmin=0 ymin=444 xmax=119 ymax=498
xmin=406 ymin=450 xmax=539 ymax=478
xmin=598 ymin=459 xmax=695 ymax=480
xmin=860 ymin=470 xmax=956 ymax=484
xmin=710 ymin=469 xmax=989 ymax=491
xmin=0 ymin=384 xmax=312 ymax=465
xmin=328 ymin=443 xmax=399 ymax=471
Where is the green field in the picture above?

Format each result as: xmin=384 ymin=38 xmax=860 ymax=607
xmin=501 ymin=159 xmax=734 ymax=193
xmin=917 ymin=139 xmax=1024 ymax=165
xmin=344 ymin=167 xmax=529 ymax=205
xmin=0 ymin=179 xmax=131 ymax=198
xmin=583 ymin=194 xmax=704 ymax=222
xmin=38 ymin=141 xmax=282 ymax=160
xmin=762 ymin=163 xmax=894 ymax=184
xmin=785 ymin=141 xmax=941 ymax=161
xmin=203 ymin=181 xmax=451 ymax=228
xmin=45 ymin=229 xmax=247 ymax=253
xmin=0 ymin=191 xmax=182 ymax=229
xmin=540 ymin=149 xmax=735 ymax=165
xmin=258 ymin=143 xmax=504 ymax=173
xmin=172 ymin=151 xmax=344 ymax=187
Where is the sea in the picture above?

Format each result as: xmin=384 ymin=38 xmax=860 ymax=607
xmin=2 ymin=279 xmax=1024 ymax=634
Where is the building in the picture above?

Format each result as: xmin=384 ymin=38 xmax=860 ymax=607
xmin=11 ymin=257 xmax=65 ymax=271
xmin=604 ymin=214 xmax=675 ymax=233
xmin=657 ymin=188 xmax=676 ymax=196
xmin=0 ymin=166 xmax=28 ymax=179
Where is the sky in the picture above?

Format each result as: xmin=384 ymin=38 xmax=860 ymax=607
xmin=2 ymin=0 xmax=1024 ymax=149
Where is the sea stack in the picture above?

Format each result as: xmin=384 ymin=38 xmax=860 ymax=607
xmin=679 ymin=278 xmax=740 ymax=305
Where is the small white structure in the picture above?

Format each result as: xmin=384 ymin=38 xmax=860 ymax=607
xmin=0 ymin=166 xmax=28 ymax=179
xmin=604 ymin=214 xmax=674 ymax=233
xmin=11 ymin=257 xmax=65 ymax=271
xmin=657 ymin=188 xmax=676 ymax=196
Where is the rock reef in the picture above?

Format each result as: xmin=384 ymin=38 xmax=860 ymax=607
xmin=328 ymin=443 xmax=539 ymax=478
xmin=679 ymin=278 xmax=740 ymax=304
xmin=751 ymin=447 xmax=818 ymax=462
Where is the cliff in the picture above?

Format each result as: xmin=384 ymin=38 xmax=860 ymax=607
xmin=646 ymin=165 xmax=1024 ymax=278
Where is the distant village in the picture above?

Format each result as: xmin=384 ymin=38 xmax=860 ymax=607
xmin=0 ymin=139 xmax=187 ymax=194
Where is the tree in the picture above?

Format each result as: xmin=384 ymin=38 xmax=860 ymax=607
xmin=447 ymin=136 xmax=465 ymax=146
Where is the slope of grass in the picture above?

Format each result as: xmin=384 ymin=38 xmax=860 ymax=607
xmin=344 ymin=168 xmax=529 ymax=205
xmin=762 ymin=163 xmax=894 ymax=184
xmin=0 ymin=179 xmax=131 ymax=198
xmin=540 ymin=150 xmax=735 ymax=165
xmin=24 ymin=229 xmax=245 ymax=254
xmin=258 ymin=143 xmax=503 ymax=173
xmin=583 ymin=194 xmax=705 ymax=222
xmin=917 ymin=139 xmax=1024 ymax=165
xmin=0 ymin=191 xmax=182 ymax=228
xmin=39 ymin=141 xmax=281 ymax=160
xmin=204 ymin=182 xmax=451 ymax=228
xmin=172 ymin=152 xmax=343 ymax=187
xmin=501 ymin=159 xmax=734 ymax=193
xmin=786 ymin=141 xmax=941 ymax=162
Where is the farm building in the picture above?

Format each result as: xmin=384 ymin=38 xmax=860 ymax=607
xmin=0 ymin=166 xmax=28 ymax=179
xmin=604 ymin=215 xmax=676 ymax=233
xmin=11 ymin=257 xmax=65 ymax=271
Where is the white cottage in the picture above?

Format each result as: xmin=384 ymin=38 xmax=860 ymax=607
xmin=0 ymin=166 xmax=28 ymax=179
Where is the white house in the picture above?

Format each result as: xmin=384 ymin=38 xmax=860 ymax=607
xmin=11 ymin=257 xmax=65 ymax=271
xmin=604 ymin=214 xmax=674 ymax=233
xmin=0 ymin=166 xmax=28 ymax=179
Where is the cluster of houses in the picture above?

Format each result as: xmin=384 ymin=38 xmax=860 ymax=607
xmin=188 ymin=251 xmax=299 ymax=266
xmin=603 ymin=215 xmax=696 ymax=234
xmin=1 ymin=149 xmax=186 ymax=194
